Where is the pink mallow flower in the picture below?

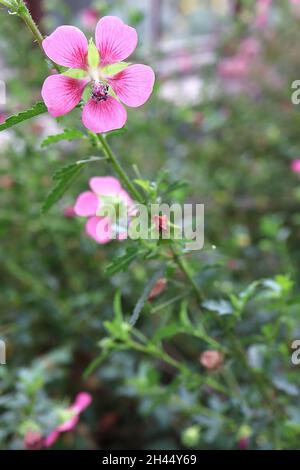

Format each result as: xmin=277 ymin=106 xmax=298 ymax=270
xmin=74 ymin=176 xmax=133 ymax=244
xmin=44 ymin=392 xmax=92 ymax=448
xmin=291 ymin=159 xmax=300 ymax=173
xmin=41 ymin=16 xmax=155 ymax=133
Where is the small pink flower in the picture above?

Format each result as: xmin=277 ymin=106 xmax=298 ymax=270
xmin=199 ymin=350 xmax=223 ymax=370
xmin=80 ymin=8 xmax=99 ymax=30
xmin=291 ymin=159 xmax=300 ymax=173
xmin=41 ymin=16 xmax=155 ymax=133
xmin=254 ymin=0 xmax=272 ymax=29
xmin=74 ymin=176 xmax=133 ymax=244
xmin=44 ymin=392 xmax=92 ymax=448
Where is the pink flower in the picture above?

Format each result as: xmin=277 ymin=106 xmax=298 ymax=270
xmin=291 ymin=159 xmax=300 ymax=173
xmin=254 ymin=0 xmax=272 ymax=29
xmin=80 ymin=8 xmax=99 ymax=30
xmin=218 ymin=55 xmax=250 ymax=80
xmin=199 ymin=350 xmax=223 ymax=370
xmin=74 ymin=176 xmax=133 ymax=244
xmin=41 ymin=16 xmax=155 ymax=133
xmin=44 ymin=392 xmax=92 ymax=448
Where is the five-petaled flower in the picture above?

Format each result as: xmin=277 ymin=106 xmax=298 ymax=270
xmin=74 ymin=176 xmax=134 ymax=244
xmin=41 ymin=16 xmax=155 ymax=133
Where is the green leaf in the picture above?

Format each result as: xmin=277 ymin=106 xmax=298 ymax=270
xmin=105 ymin=247 xmax=142 ymax=276
xmin=41 ymin=162 xmax=84 ymax=214
xmin=41 ymin=156 xmax=105 ymax=213
xmin=153 ymin=322 xmax=182 ymax=343
xmin=0 ymin=101 xmax=47 ymax=131
xmin=102 ymin=62 xmax=130 ymax=77
xmin=63 ymin=68 xmax=88 ymax=79
xmin=133 ymin=179 xmax=152 ymax=193
xmin=88 ymin=38 xmax=100 ymax=68
xmin=41 ymin=128 xmax=85 ymax=147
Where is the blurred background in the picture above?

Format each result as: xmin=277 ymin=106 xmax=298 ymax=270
xmin=1 ymin=0 xmax=300 ymax=450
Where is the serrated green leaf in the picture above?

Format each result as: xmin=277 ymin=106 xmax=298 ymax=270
xmin=102 ymin=62 xmax=130 ymax=77
xmin=88 ymin=38 xmax=100 ymax=68
xmin=41 ymin=163 xmax=84 ymax=214
xmin=0 ymin=101 xmax=47 ymax=131
xmin=41 ymin=128 xmax=85 ymax=147
xmin=63 ymin=68 xmax=88 ymax=79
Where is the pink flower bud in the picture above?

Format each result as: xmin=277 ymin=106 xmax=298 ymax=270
xmin=199 ymin=350 xmax=223 ymax=370
xmin=148 ymin=278 xmax=167 ymax=301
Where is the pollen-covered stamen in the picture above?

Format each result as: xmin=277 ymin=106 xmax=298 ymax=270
xmin=91 ymin=81 xmax=109 ymax=102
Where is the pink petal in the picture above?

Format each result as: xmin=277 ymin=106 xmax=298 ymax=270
xmin=82 ymin=96 xmax=127 ymax=133
xmin=44 ymin=430 xmax=60 ymax=448
xmin=89 ymin=176 xmax=122 ymax=195
xmin=41 ymin=75 xmax=87 ymax=117
xmin=85 ymin=216 xmax=112 ymax=244
xmin=57 ymin=416 xmax=78 ymax=433
xmin=74 ymin=191 xmax=99 ymax=217
xmin=96 ymin=217 xmax=113 ymax=244
xmin=95 ymin=16 xmax=137 ymax=66
xmin=43 ymin=26 xmax=88 ymax=69
xmin=72 ymin=392 xmax=92 ymax=413
xmin=109 ymin=64 xmax=155 ymax=107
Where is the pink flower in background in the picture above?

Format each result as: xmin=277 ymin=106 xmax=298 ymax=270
xmin=254 ymin=0 xmax=272 ymax=29
xmin=44 ymin=392 xmax=92 ymax=448
xmin=218 ymin=37 xmax=260 ymax=81
xmin=74 ymin=176 xmax=133 ymax=244
xmin=41 ymin=16 xmax=155 ymax=133
xmin=199 ymin=350 xmax=223 ymax=370
xmin=218 ymin=55 xmax=250 ymax=80
xmin=291 ymin=159 xmax=300 ymax=173
xmin=80 ymin=8 xmax=99 ymax=30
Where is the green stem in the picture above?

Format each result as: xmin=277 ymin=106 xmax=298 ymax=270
xmin=170 ymin=245 xmax=203 ymax=303
xmin=17 ymin=1 xmax=44 ymax=50
xmin=96 ymin=133 xmax=144 ymax=204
